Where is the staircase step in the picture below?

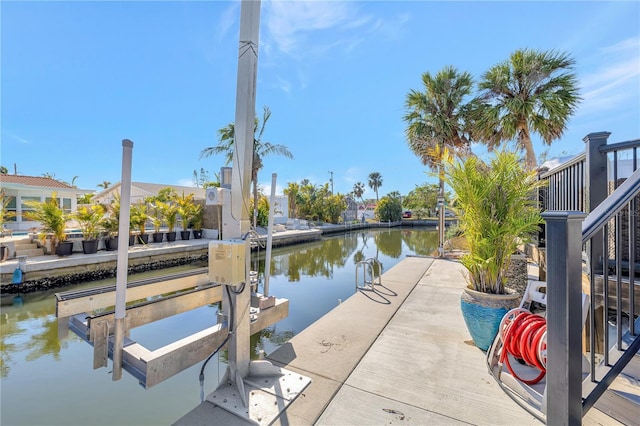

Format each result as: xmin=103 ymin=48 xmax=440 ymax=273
xmin=594 ymin=370 xmax=640 ymax=426
xmin=592 ymin=319 xmax=640 ymax=426
xmin=14 ymin=243 xmax=39 ymax=250
xmin=15 ymin=248 xmax=45 ymax=257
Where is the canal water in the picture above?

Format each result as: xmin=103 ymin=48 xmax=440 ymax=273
xmin=1 ymin=228 xmax=437 ymax=426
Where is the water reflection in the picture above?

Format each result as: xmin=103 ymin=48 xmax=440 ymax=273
xmin=253 ymin=233 xmax=359 ymax=282
xmin=1 ymin=292 xmax=69 ymax=378
xmin=401 ymin=228 xmax=440 ymax=256
xmin=0 ymin=228 xmax=436 ymax=426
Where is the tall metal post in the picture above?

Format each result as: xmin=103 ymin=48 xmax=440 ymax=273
xmin=226 ymin=0 xmax=261 ymax=383
xmin=112 ymin=139 xmax=133 ymax=381
xmin=329 ymin=171 xmax=334 ymax=195
xmin=543 ymin=211 xmax=585 ymax=425
xmin=264 ymin=173 xmax=277 ymax=297
xmin=209 ymin=5 xmax=311 ymax=422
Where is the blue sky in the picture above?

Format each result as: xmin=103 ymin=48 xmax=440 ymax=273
xmin=2 ymin=1 xmax=639 ymax=198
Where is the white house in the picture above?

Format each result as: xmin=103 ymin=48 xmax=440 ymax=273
xmin=0 ymin=174 xmax=93 ymax=233
xmin=93 ymin=182 xmax=206 ymax=205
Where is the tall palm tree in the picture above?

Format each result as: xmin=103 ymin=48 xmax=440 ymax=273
xmin=368 ymin=172 xmax=382 ymax=202
xmin=474 ymin=49 xmax=581 ymax=169
xmin=352 ymin=181 xmax=366 ymax=220
xmin=404 ymin=66 xmax=474 ymax=175
xmin=200 ymin=106 xmax=293 ymax=227
xmin=404 ymin=66 xmax=474 ymax=256
xmin=352 ymin=182 xmax=365 ymax=204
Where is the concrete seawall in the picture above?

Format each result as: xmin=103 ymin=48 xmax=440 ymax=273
xmin=0 ymin=229 xmax=323 ymax=292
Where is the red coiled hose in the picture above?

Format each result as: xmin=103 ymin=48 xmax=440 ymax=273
xmin=498 ymin=309 xmax=547 ymax=385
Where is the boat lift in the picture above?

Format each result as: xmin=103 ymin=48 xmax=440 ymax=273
xmin=56 ymin=2 xmax=310 ymax=423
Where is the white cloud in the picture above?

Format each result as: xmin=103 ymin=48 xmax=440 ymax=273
xmin=3 ymin=131 xmax=30 ymax=144
xmin=261 ymin=0 xmax=409 ymax=94
xmin=177 ymin=178 xmax=197 ymax=188
xmin=260 ymin=182 xmax=285 ymax=196
xmin=264 ymin=0 xmax=365 ymax=56
xmin=216 ymin=2 xmax=239 ymax=42
xmin=272 ymin=76 xmax=292 ymax=94
xmin=577 ymin=37 xmax=640 ymax=116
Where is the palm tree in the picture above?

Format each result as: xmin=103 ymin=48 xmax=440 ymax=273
xmin=404 ymin=66 xmax=474 ymax=175
xmin=283 ymin=182 xmax=301 ymax=218
xmin=352 ymin=182 xmax=366 ymax=203
xmin=200 ymin=106 xmax=293 ymax=228
xmin=404 ymin=66 xmax=474 ymax=256
xmin=368 ymin=172 xmax=382 ymax=202
xmin=352 ymin=182 xmax=365 ymax=201
xmin=474 ymin=49 xmax=581 ymax=169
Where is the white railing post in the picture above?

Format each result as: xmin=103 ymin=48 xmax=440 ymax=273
xmin=543 ymin=211 xmax=586 ymax=426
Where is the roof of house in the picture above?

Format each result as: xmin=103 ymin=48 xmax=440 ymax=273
xmin=0 ymin=174 xmax=75 ymax=189
xmin=95 ymin=182 xmax=206 ymax=199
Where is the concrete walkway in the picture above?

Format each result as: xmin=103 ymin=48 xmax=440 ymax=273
xmin=269 ymin=257 xmax=541 ymax=426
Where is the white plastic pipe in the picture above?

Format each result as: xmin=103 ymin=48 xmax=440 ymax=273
xmin=113 ymin=139 xmax=133 ymax=381
xmin=263 ymin=173 xmax=277 ymax=297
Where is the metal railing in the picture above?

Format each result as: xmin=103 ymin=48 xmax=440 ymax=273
xmin=355 ymin=257 xmax=383 ymax=291
xmin=544 ymin=132 xmax=639 ymax=424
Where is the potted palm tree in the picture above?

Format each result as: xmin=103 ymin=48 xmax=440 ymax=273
xmin=444 ymin=150 xmax=545 ymax=350
xmin=101 ymin=194 xmax=125 ymax=250
xmin=191 ymin=203 xmax=204 ymax=239
xmin=146 ymin=197 xmax=165 ymax=243
xmin=23 ymin=192 xmax=72 ymax=256
xmin=130 ymin=202 xmax=149 ymax=244
xmin=74 ymin=204 xmax=105 ymax=254
xmin=176 ymin=192 xmax=195 ymax=240
xmin=101 ymin=216 xmax=119 ymax=251
xmin=161 ymin=202 xmax=179 ymax=242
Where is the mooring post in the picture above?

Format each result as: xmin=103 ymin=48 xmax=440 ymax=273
xmin=113 ymin=139 xmax=133 ymax=381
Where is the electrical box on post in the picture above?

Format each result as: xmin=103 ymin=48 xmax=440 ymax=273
xmin=206 ymin=187 xmax=223 ymax=205
xmin=208 ymin=240 xmax=246 ymax=285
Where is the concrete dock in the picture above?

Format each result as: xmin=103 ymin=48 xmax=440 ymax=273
xmin=174 ymin=256 xmax=616 ymax=425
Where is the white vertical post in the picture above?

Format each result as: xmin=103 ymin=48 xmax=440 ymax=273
xmin=112 ymin=139 xmax=133 ymax=381
xmin=230 ymin=0 xmax=261 ymax=239
xmin=264 ymin=173 xmax=277 ymax=297
xmin=227 ymin=0 xmax=261 ymax=383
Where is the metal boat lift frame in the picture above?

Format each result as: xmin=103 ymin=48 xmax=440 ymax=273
xmin=55 ymin=268 xmax=289 ymax=389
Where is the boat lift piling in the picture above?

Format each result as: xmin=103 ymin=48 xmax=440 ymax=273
xmin=263 ymin=173 xmax=277 ymax=297
xmin=203 ymin=1 xmax=310 ymax=422
xmin=113 ymin=139 xmax=133 ymax=381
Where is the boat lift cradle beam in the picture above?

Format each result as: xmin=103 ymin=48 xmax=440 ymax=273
xmin=56 ymin=271 xmax=289 ymax=389
xmin=55 ymin=268 xmax=209 ymax=318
